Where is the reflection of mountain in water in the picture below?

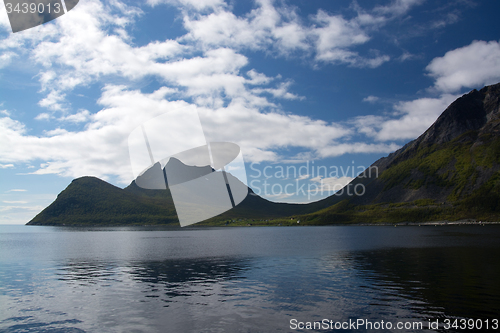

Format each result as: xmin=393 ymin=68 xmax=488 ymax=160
xmin=348 ymin=247 xmax=500 ymax=319
xmin=128 ymin=258 xmax=250 ymax=284
xmin=57 ymin=257 xmax=252 ymax=300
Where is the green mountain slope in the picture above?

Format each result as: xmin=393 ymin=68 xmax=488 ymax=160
xmin=300 ymin=83 xmax=500 ymax=224
xmin=28 ymin=177 xmax=179 ymax=225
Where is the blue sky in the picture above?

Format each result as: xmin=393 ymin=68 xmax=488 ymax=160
xmin=1 ymin=0 xmax=500 ymax=224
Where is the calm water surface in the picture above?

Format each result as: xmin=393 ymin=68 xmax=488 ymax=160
xmin=0 ymin=225 xmax=499 ymax=332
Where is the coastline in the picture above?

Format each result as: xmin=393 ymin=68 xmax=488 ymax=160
xmin=23 ymin=220 xmax=500 ymax=227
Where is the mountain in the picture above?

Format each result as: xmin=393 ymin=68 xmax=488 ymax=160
xmin=26 ymin=176 xmax=179 ymax=226
xmin=27 ymin=159 xmax=320 ymax=226
xmin=27 ymin=82 xmax=500 ymax=226
xmin=301 ymin=82 xmax=500 ymax=224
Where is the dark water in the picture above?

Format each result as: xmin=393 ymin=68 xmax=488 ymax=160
xmin=0 ymin=225 xmax=499 ymax=332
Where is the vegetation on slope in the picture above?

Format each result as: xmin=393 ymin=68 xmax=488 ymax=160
xmin=28 ymin=177 xmax=178 ymax=226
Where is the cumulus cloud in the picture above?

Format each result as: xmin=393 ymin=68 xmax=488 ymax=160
xmin=0 ymin=83 xmax=354 ymax=182
xmin=146 ymin=0 xmax=225 ymax=10
xmin=362 ymin=95 xmax=379 ymax=103
xmin=373 ymin=0 xmax=424 ymax=17
xmin=0 ymin=51 xmax=16 ymax=68
xmin=426 ymin=40 xmax=500 ymax=93
xmin=246 ymin=69 xmax=274 ymax=85
xmin=296 ymin=174 xmax=310 ymax=181
xmin=355 ymin=94 xmax=458 ymax=141
xmin=180 ymin=0 xmax=412 ymax=67
xmin=311 ymin=10 xmax=390 ymax=67
xmin=317 ymin=142 xmax=400 ymax=158
xmin=59 ymin=110 xmax=91 ymax=123
xmin=0 ymin=88 xmax=175 ymax=182
xmin=0 ymin=163 xmax=14 ymax=169
xmin=310 ymin=175 xmax=353 ymax=193
xmin=252 ymin=81 xmax=304 ymax=100
xmin=35 ymin=113 xmax=52 ymax=121
xmin=379 ymin=94 xmax=459 ymax=140
xmin=1 ymin=0 xmax=424 ymax=114
xmin=357 ymin=40 xmax=500 ymax=142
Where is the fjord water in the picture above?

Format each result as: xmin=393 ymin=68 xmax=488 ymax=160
xmin=1 ymin=225 xmax=499 ymax=332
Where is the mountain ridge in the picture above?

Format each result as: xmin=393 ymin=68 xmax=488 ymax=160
xmin=299 ymin=82 xmax=500 ymax=224
xmin=27 ymin=82 xmax=500 ymax=226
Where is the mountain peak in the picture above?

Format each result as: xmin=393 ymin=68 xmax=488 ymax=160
xmin=419 ymin=83 xmax=500 ymax=146
xmin=308 ymin=82 xmax=500 ymax=223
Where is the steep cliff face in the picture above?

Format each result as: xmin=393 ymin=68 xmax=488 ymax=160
xmin=370 ymin=82 xmax=500 ymax=204
xmin=306 ymin=83 xmax=500 ymax=223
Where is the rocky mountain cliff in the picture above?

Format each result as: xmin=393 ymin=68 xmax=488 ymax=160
xmin=303 ymin=82 xmax=500 ymax=223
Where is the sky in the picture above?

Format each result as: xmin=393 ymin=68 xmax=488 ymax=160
xmin=1 ymin=0 xmax=500 ymax=224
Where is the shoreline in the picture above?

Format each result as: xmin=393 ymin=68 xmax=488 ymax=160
xmin=22 ymin=220 xmax=500 ymax=227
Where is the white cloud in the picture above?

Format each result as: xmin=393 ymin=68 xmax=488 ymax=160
xmin=8 ymin=189 xmax=27 ymax=192
xmin=430 ymin=12 xmax=460 ymax=29
xmin=0 ymin=51 xmax=16 ymax=68
xmin=0 ymin=163 xmax=14 ymax=168
xmin=147 ymin=0 xmax=225 ymax=11
xmin=312 ymin=10 xmax=379 ymax=67
xmin=38 ymin=91 xmax=66 ymax=111
xmin=356 ymin=94 xmax=459 ymax=141
xmin=0 ymin=81 xmax=389 ymax=182
xmin=59 ymin=110 xmax=91 ymax=123
xmin=0 ymin=205 xmax=44 ymax=211
xmin=310 ymin=175 xmax=353 ymax=193
xmin=246 ymin=69 xmax=273 ymax=85
xmin=0 ymin=3 xmax=10 ymax=31
xmin=35 ymin=113 xmax=52 ymax=121
xmin=398 ymin=51 xmax=417 ymax=62
xmin=362 ymin=95 xmax=379 ymax=103
xmin=181 ymin=0 xmax=395 ymax=68
xmin=373 ymin=0 xmax=424 ymax=17
xmin=2 ymin=0 xmax=421 ymax=117
xmin=427 ymin=40 xmax=500 ymax=93
xmin=317 ymin=142 xmax=401 ymax=158
xmin=3 ymin=200 xmax=28 ymax=204
xmin=252 ymin=81 xmax=304 ymax=100
xmin=357 ymin=40 xmax=500 ymax=142
xmin=380 ymin=95 xmax=459 ymax=141
xmin=44 ymin=128 xmax=69 ymax=137
xmin=27 ymin=0 xmax=183 ymax=100
xmin=296 ymin=174 xmax=310 ymax=181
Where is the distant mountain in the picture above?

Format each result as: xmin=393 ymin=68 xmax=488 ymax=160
xmin=27 ymin=176 xmax=179 ymax=226
xmin=302 ymin=82 xmax=500 ymax=223
xmin=28 ymin=82 xmax=500 ymax=226
xmin=27 ymin=159 xmax=319 ymax=226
